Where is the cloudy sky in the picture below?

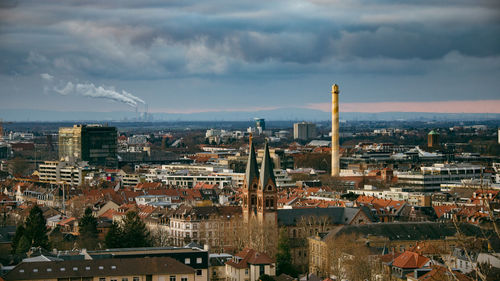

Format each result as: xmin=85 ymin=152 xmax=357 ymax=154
xmin=1 ymin=0 xmax=499 ymax=116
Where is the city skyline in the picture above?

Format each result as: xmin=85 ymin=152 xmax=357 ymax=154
xmin=1 ymin=0 xmax=500 ymax=118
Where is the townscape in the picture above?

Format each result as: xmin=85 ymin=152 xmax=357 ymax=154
xmin=2 ymin=1 xmax=500 ymax=281
xmin=0 ymin=109 xmax=499 ymax=281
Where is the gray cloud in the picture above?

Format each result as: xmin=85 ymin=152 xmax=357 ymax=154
xmin=1 ymin=0 xmax=498 ymax=80
xmin=0 ymin=0 xmax=499 ymax=112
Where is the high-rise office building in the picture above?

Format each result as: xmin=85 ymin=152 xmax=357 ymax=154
xmin=427 ymin=130 xmax=440 ymax=148
xmin=59 ymin=124 xmax=117 ymax=167
xmin=293 ymin=122 xmax=316 ymax=140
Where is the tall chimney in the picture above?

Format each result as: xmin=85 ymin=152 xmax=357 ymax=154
xmin=331 ymin=84 xmax=340 ymax=177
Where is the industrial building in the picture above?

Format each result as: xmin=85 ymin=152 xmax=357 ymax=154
xmin=59 ymin=124 xmax=117 ymax=167
xmin=396 ymin=163 xmax=488 ymax=191
xmin=293 ymin=122 xmax=316 ymax=140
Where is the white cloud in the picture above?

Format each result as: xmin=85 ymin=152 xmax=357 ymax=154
xmin=40 ymin=73 xmax=53 ymax=81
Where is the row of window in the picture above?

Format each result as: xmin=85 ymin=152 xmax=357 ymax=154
xmin=184 ymin=257 xmax=203 ymax=264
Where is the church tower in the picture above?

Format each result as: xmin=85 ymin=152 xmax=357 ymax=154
xmin=257 ymin=141 xmax=278 ymax=225
xmin=242 ymin=137 xmax=259 ymax=223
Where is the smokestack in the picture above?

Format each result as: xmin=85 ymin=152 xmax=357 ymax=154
xmin=331 ymin=84 xmax=340 ymax=177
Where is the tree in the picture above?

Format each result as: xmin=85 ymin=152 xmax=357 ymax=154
xmin=11 ymin=225 xmax=25 ymax=254
xmin=121 ymin=211 xmax=151 ymax=247
xmin=12 ymin=205 xmax=49 ymax=254
xmin=24 ymin=205 xmax=49 ymax=250
xmin=105 ymin=211 xmax=152 ymax=248
xmin=276 ymin=228 xmax=298 ymax=277
xmin=105 ymin=221 xmax=123 ymax=249
xmin=16 ymin=235 xmax=31 ymax=254
xmin=78 ymin=207 xmax=99 ymax=250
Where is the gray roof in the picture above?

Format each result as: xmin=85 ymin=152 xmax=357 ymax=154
xmin=277 ymin=207 xmax=369 ymax=226
xmin=4 ymin=256 xmax=194 ymax=280
xmin=259 ymin=142 xmax=275 ymax=187
xmin=245 ymin=142 xmax=259 ymax=188
xmin=0 ymin=225 xmax=16 ymax=243
xmin=334 ymin=222 xmax=485 ymax=242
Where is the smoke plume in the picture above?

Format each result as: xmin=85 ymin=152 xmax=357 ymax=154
xmin=41 ymin=74 xmax=145 ymax=108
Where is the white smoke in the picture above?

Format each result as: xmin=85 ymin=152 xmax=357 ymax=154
xmin=44 ymin=74 xmax=145 ymax=108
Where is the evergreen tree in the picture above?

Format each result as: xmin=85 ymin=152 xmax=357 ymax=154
xmin=22 ymin=205 xmax=49 ymax=251
xmin=104 ymin=211 xmax=151 ymax=249
xmin=78 ymin=207 xmax=99 ymax=249
xmin=11 ymin=224 xmax=25 ymax=254
xmin=15 ymin=235 xmax=31 ymax=254
xmin=105 ymin=221 xmax=123 ymax=248
xmin=276 ymin=228 xmax=297 ymax=277
xmin=121 ymin=211 xmax=151 ymax=248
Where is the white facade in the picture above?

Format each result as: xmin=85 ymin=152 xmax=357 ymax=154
xmin=396 ymin=164 xmax=487 ymax=190
xmin=38 ymin=160 xmax=86 ymax=186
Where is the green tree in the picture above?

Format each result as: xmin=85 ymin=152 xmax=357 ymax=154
xmin=16 ymin=235 xmax=31 ymax=254
xmin=11 ymin=225 xmax=25 ymax=254
xmin=121 ymin=211 xmax=151 ymax=248
xmin=105 ymin=211 xmax=151 ymax=249
xmin=105 ymin=221 xmax=123 ymax=248
xmin=276 ymin=228 xmax=298 ymax=277
xmin=23 ymin=205 xmax=49 ymax=250
xmin=78 ymin=207 xmax=99 ymax=250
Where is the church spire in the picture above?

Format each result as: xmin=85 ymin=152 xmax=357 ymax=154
xmin=259 ymin=141 xmax=275 ymax=188
xmin=245 ymin=139 xmax=259 ymax=189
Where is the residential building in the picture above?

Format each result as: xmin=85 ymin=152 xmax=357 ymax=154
xmin=38 ymin=161 xmax=89 ymax=186
xmin=4 ymin=256 xmax=195 ymax=281
xmin=225 ymin=248 xmax=275 ymax=281
xmin=293 ymin=122 xmax=316 ymax=140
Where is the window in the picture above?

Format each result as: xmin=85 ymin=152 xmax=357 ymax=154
xmin=245 ymin=269 xmax=249 ymax=275
xmin=181 ymin=278 xmax=188 ymax=281
xmin=170 ymin=276 xmax=176 ymax=281
xmin=47 ymin=268 xmax=52 ymax=272
xmin=73 ymin=267 xmax=78 ymax=271
xmin=111 ymin=265 xmax=116 ymax=269
xmin=85 ymin=266 xmax=90 ymax=270
xmin=196 ymin=269 xmax=203 ymax=276
xmin=99 ymin=278 xmax=106 ymax=281
xmin=259 ymin=265 xmax=265 ymax=276
xmin=185 ymin=258 xmax=191 ymax=264
xmin=33 ymin=269 xmax=38 ymax=272
xmin=196 ymin=257 xmax=202 ymax=264
xmin=122 ymin=278 xmax=129 ymax=281
xmin=133 ymin=278 xmax=140 ymax=281
xmin=60 ymin=268 xmax=66 ymax=271
xmin=99 ymin=266 xmax=104 ymax=270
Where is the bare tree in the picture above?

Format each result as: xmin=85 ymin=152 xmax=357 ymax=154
xmin=151 ymin=226 xmax=171 ymax=247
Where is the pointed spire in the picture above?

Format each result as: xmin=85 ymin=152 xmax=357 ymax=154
xmin=245 ymin=140 xmax=259 ymax=189
xmin=259 ymin=141 xmax=275 ymax=188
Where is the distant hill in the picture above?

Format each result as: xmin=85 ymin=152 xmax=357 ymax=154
xmin=1 ymin=108 xmax=499 ymax=122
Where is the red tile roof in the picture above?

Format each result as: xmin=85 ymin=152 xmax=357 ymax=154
xmin=392 ymin=251 xmax=430 ymax=269
xmin=226 ymin=248 xmax=274 ymax=269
